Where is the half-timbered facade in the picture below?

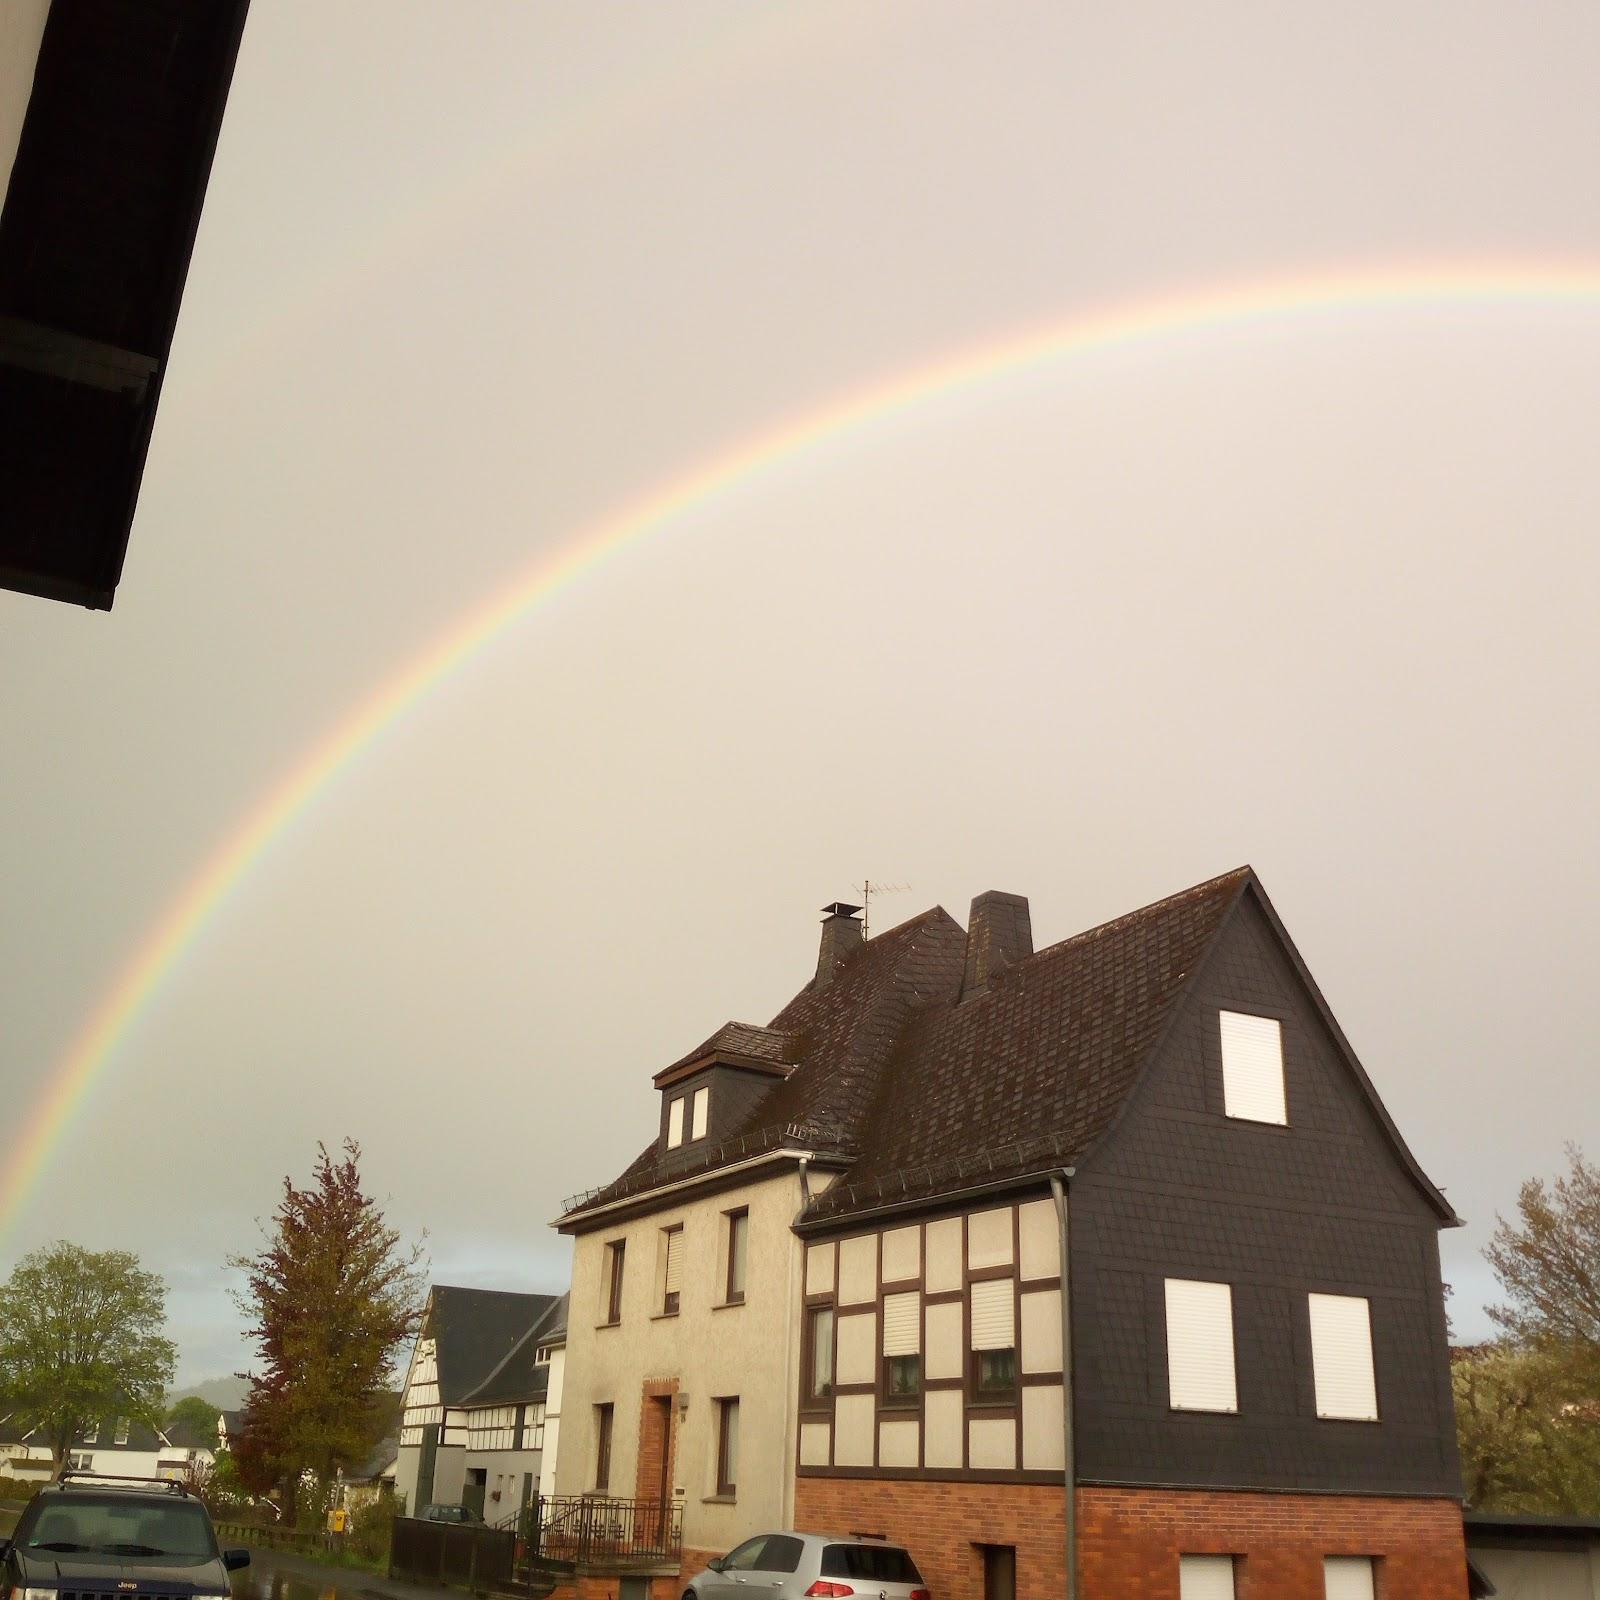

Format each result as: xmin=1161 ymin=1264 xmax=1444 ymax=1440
xmin=556 ymin=874 xmax=1470 ymax=1600
xmin=395 ymin=1285 xmax=564 ymax=1521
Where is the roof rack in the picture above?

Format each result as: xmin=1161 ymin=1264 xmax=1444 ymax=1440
xmin=55 ymin=1471 xmax=193 ymax=1497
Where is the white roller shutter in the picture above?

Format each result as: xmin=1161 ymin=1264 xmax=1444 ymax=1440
xmin=1165 ymin=1279 xmax=1238 ymax=1413
xmin=666 ymin=1097 xmax=685 ymax=1147
xmin=691 ymin=1086 xmax=709 ymax=1139
xmin=663 ymin=1229 xmax=683 ymax=1296
xmin=882 ymin=1292 xmax=920 ymax=1355
xmin=1322 ymin=1557 xmax=1375 ymax=1600
xmin=1179 ymin=1555 xmax=1235 ymax=1600
xmin=1219 ymin=1010 xmax=1288 ymax=1124
xmin=970 ymin=1279 xmax=1016 ymax=1350
xmin=1308 ymin=1294 xmax=1378 ymax=1420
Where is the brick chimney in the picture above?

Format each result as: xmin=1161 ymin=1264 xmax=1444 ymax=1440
xmin=815 ymin=902 xmax=864 ymax=988
xmin=961 ymin=890 xmax=1032 ymax=999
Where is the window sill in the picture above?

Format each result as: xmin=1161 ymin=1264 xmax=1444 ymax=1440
xmin=711 ymin=1298 xmax=746 ymax=1312
xmin=594 ymin=1319 xmax=621 ymax=1331
xmin=650 ymin=1310 xmax=681 ymax=1322
xmin=701 ymin=1493 xmax=736 ymax=1505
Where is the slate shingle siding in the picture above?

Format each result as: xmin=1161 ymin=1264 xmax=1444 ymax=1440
xmin=1071 ymin=895 xmax=1461 ymax=1496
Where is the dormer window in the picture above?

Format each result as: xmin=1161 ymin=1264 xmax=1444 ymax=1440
xmin=690 ymin=1085 xmax=710 ymax=1140
xmin=667 ymin=1097 xmax=686 ymax=1148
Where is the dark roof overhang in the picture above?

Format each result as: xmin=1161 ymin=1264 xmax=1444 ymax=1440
xmin=0 ymin=0 xmax=251 ymax=609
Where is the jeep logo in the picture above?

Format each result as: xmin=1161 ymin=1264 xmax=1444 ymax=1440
xmin=117 ymin=1583 xmax=137 ymax=1590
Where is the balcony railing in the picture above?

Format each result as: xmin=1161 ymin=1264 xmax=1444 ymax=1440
xmin=525 ymin=1493 xmax=684 ymax=1572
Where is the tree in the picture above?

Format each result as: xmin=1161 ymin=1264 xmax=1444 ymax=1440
xmin=0 ymin=1242 xmax=176 ymax=1466
xmin=230 ymin=1141 xmax=422 ymax=1515
xmin=1487 ymin=1144 xmax=1600 ymax=1357
xmin=1454 ymin=1343 xmax=1600 ymax=1514
xmin=165 ymin=1394 xmax=221 ymax=1445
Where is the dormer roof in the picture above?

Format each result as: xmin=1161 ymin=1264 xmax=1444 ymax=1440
xmin=652 ymin=1021 xmax=800 ymax=1088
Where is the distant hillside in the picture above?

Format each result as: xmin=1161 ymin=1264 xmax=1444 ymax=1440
xmin=167 ymin=1375 xmax=250 ymax=1410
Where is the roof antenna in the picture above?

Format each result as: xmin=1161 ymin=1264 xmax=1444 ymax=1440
xmin=855 ymin=880 xmax=909 ymax=941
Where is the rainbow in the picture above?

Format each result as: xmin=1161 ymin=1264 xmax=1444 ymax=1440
xmin=7 ymin=260 xmax=1600 ymax=1247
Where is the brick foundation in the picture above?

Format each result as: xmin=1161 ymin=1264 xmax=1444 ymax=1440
xmin=793 ymin=1479 xmax=1469 ymax=1599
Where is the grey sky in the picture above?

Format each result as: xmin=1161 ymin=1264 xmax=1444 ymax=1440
xmin=2 ymin=1 xmax=1597 ymax=1383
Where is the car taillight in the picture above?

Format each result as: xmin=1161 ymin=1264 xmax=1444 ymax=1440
xmin=910 ymin=1590 xmax=932 ymax=1600
xmin=803 ymin=1585 xmax=855 ymax=1597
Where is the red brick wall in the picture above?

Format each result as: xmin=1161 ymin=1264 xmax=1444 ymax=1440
xmin=793 ymin=1479 xmax=1469 ymax=1600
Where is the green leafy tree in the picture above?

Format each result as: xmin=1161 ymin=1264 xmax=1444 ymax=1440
xmin=230 ymin=1141 xmax=422 ymax=1516
xmin=1487 ymin=1144 xmax=1600 ymax=1358
xmin=165 ymin=1394 xmax=221 ymax=1446
xmin=0 ymin=1243 xmax=176 ymax=1466
xmin=1454 ymin=1344 xmax=1600 ymax=1513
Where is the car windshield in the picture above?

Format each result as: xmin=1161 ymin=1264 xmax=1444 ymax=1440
xmin=820 ymin=1544 xmax=923 ymax=1583
xmin=23 ymin=1497 xmax=217 ymax=1561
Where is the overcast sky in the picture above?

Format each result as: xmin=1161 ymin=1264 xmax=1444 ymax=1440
xmin=3 ymin=1 xmax=1598 ymax=1383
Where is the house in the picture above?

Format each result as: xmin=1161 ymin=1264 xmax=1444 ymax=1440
xmin=0 ymin=1412 xmax=215 ymax=1481
xmin=1464 ymin=1512 xmax=1600 ymax=1599
xmin=555 ymin=871 xmax=1469 ymax=1600
xmin=394 ymin=1285 xmax=566 ymax=1521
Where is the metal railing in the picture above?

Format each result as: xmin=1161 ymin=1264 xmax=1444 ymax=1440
xmin=528 ymin=1494 xmax=683 ymax=1571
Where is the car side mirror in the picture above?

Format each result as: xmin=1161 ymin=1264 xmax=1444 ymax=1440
xmin=708 ymin=1557 xmax=725 ymax=1573
xmin=223 ymin=1549 xmax=251 ymax=1571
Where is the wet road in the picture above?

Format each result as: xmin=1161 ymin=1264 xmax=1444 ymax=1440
xmin=231 ymin=1547 xmax=456 ymax=1600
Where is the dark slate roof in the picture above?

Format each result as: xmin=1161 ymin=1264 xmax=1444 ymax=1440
xmin=655 ymin=1022 xmax=799 ymax=1082
xmin=561 ymin=908 xmax=969 ymax=1222
xmin=161 ymin=1419 xmax=214 ymax=1450
xmin=347 ymin=1434 xmax=400 ymax=1483
xmin=564 ymin=867 xmax=1456 ymax=1231
xmin=460 ymin=1294 xmax=569 ymax=1408
xmin=428 ymin=1287 xmax=562 ymax=1407
xmin=802 ymin=869 xmax=1250 ymax=1222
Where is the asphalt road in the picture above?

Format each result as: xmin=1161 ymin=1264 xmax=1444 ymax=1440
xmin=232 ymin=1546 xmax=459 ymax=1600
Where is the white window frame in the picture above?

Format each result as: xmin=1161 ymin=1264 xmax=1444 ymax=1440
xmin=1164 ymin=1278 xmax=1238 ymax=1414
xmin=1308 ymin=1293 xmax=1379 ymax=1421
xmin=1218 ymin=1009 xmax=1288 ymax=1125
xmin=1323 ymin=1555 xmax=1376 ymax=1600
xmin=1179 ymin=1555 xmax=1237 ymax=1600
xmin=690 ymin=1085 xmax=710 ymax=1140
xmin=666 ymin=1096 xmax=685 ymax=1148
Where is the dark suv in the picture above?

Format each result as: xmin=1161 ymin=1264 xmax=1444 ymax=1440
xmin=0 ymin=1474 xmax=249 ymax=1599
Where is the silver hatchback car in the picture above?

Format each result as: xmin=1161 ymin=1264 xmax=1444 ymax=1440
xmin=683 ymin=1530 xmax=930 ymax=1600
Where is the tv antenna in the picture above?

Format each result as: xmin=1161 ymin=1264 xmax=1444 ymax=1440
xmin=855 ymin=880 xmax=910 ymax=940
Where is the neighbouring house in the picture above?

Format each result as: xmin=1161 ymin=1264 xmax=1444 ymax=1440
xmin=1464 ymin=1512 xmax=1600 ymax=1599
xmin=394 ymin=1286 xmax=566 ymax=1522
xmin=0 ymin=1412 xmax=215 ymax=1481
xmin=339 ymin=1435 xmax=400 ymax=1516
xmin=555 ymin=871 xmax=1469 ymax=1600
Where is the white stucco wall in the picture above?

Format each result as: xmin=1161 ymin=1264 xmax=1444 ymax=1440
xmin=555 ymin=1166 xmax=807 ymax=1558
xmin=1468 ymin=1545 xmax=1600 ymax=1600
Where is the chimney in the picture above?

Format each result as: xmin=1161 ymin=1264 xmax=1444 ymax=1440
xmin=815 ymin=901 xmax=864 ymax=987
xmin=961 ymin=890 xmax=1032 ymax=998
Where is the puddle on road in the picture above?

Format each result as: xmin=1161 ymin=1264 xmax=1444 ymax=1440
xmin=232 ymin=1558 xmax=396 ymax=1600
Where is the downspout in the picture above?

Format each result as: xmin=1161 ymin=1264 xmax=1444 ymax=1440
xmin=1048 ymin=1170 xmax=1077 ymax=1600
xmin=783 ymin=1154 xmax=813 ymax=1531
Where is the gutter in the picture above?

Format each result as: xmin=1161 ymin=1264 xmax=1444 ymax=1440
xmin=555 ymin=1147 xmax=835 ymax=1230
xmin=792 ymin=1166 xmax=1072 ymax=1236
xmin=1048 ymin=1169 xmax=1077 ymax=1600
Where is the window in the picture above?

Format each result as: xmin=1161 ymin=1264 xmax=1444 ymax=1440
xmin=82 ymin=1423 xmax=98 ymax=1444
xmin=1165 ymin=1279 xmax=1238 ymax=1413
xmin=661 ymin=1225 xmax=683 ymax=1315
xmin=970 ymin=1278 xmax=1017 ymax=1400
xmin=725 ymin=1208 xmax=749 ymax=1303
xmin=667 ymin=1097 xmax=685 ymax=1148
xmin=1179 ymin=1555 xmax=1236 ymax=1599
xmin=604 ymin=1239 xmax=626 ymax=1323
xmin=114 ymin=1418 xmax=129 ymax=1445
xmin=760 ymin=1535 xmax=803 ymax=1575
xmin=530 ymin=1403 xmax=546 ymax=1450
xmin=1219 ymin=1010 xmax=1288 ymax=1124
xmin=594 ymin=1404 xmax=613 ymax=1492
xmin=1308 ymin=1294 xmax=1379 ymax=1421
xmin=1323 ymin=1557 xmax=1375 ymax=1600
xmin=808 ymin=1306 xmax=835 ymax=1401
xmin=980 ymin=1545 xmax=1017 ymax=1600
xmin=715 ymin=1397 xmax=739 ymax=1497
xmin=882 ymin=1290 xmax=921 ymax=1406
xmin=67 ymin=1451 xmax=92 ymax=1472
xmin=691 ymin=1085 xmax=710 ymax=1140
